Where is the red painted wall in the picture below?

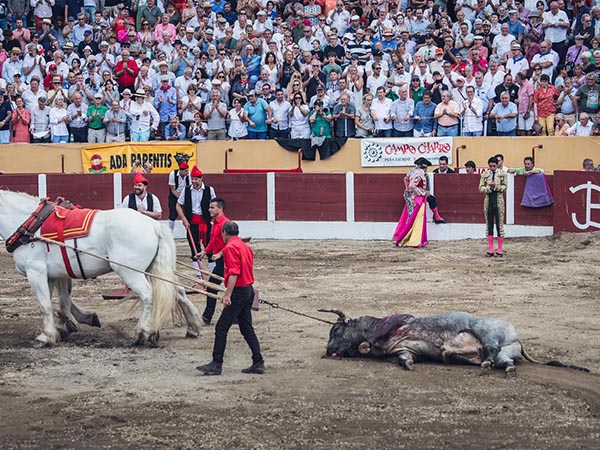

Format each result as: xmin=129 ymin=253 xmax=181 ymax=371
xmin=209 ymin=174 xmax=267 ymax=220
xmin=354 ymin=174 xmax=405 ymax=222
xmin=553 ymin=171 xmax=600 ymax=232
xmin=0 ymin=174 xmax=38 ymax=196
xmin=49 ymin=174 xmax=115 ymax=210
xmin=275 ymin=173 xmax=346 ymax=221
xmin=434 ymin=174 xmax=486 ymax=224
xmin=513 ymin=175 xmax=554 ymax=226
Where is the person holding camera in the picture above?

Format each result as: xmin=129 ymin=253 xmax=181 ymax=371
xmin=309 ymin=99 xmax=332 ymax=138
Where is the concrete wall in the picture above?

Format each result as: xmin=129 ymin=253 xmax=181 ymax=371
xmin=0 ymin=137 xmax=598 ymax=174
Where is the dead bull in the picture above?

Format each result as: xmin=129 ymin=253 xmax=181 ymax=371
xmin=319 ymin=310 xmax=589 ymax=374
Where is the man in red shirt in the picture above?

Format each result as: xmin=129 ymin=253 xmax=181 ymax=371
xmin=197 ymin=221 xmax=264 ymax=376
xmin=196 ymin=198 xmax=228 ymax=325
xmin=114 ymin=49 xmax=138 ymax=92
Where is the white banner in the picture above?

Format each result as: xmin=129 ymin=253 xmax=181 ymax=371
xmin=360 ymin=137 xmax=453 ymax=167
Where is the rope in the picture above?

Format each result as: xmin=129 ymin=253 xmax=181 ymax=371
xmin=30 ymin=233 xmax=221 ymax=300
xmin=259 ymin=299 xmax=335 ymax=325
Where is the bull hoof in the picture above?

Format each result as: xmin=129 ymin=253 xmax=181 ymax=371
xmin=404 ymin=360 xmax=415 ymax=371
xmin=91 ymin=314 xmax=102 ymax=328
xmin=148 ymin=331 xmax=160 ymax=348
xmin=505 ymin=366 xmax=516 ymax=376
xmin=481 ymin=360 xmax=493 ymax=371
xmin=358 ymin=342 xmax=371 ymax=355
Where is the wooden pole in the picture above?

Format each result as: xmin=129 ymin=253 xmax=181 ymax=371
xmin=34 ymin=235 xmax=221 ymax=300
xmin=175 ymin=270 xmax=226 ymax=292
xmin=176 ymin=260 xmax=225 ymax=282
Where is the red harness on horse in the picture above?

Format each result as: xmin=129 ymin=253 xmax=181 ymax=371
xmin=6 ymin=198 xmax=98 ymax=279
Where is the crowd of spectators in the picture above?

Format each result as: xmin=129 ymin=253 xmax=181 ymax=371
xmin=0 ymin=0 xmax=599 ymax=144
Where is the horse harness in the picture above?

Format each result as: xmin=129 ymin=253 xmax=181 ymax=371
xmin=6 ymin=197 xmax=90 ymax=279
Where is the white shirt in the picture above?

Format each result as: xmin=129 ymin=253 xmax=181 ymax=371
xmin=483 ymin=69 xmax=506 ymax=90
xmin=49 ymin=107 xmax=69 ymax=137
xmin=567 ymin=121 xmax=593 ymax=136
xmin=168 ymin=170 xmax=191 ymax=195
xmin=128 ymin=100 xmax=160 ymax=132
xmin=492 ymin=33 xmax=516 ymax=60
xmin=366 ymin=74 xmax=387 ymax=95
xmin=327 ymin=9 xmax=351 ymax=37
xmin=23 ymin=54 xmax=45 ymax=83
xmin=506 ymin=56 xmax=529 ymax=77
xmin=460 ymin=97 xmax=484 ymax=132
xmin=370 ymin=97 xmax=393 ymax=130
xmin=531 ymin=51 xmax=559 ymax=79
xmin=121 ymin=192 xmax=162 ymax=213
xmin=543 ymin=10 xmax=569 ymax=43
xmin=269 ymin=99 xmax=291 ymax=130
xmin=177 ymin=183 xmax=216 ymax=215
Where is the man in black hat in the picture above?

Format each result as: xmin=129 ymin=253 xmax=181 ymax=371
xmin=414 ymin=157 xmax=448 ymax=224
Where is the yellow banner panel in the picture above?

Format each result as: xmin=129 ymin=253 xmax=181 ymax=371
xmin=81 ymin=142 xmax=197 ymax=174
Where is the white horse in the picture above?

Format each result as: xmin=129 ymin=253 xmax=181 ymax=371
xmin=0 ymin=190 xmax=203 ymax=347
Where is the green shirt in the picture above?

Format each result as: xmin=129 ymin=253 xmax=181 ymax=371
xmin=514 ymin=166 xmax=544 ymax=175
xmin=87 ymin=105 xmax=108 ymax=129
xmin=310 ymin=109 xmax=332 ymax=138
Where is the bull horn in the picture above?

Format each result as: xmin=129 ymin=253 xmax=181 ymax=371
xmin=318 ymin=308 xmax=349 ymax=322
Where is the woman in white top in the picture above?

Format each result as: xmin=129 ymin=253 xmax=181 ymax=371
xmin=181 ymin=83 xmax=204 ymax=124
xmin=288 ymin=94 xmax=311 ymax=138
xmin=346 ymin=64 xmax=364 ymax=110
xmin=49 ymin=97 xmax=69 ymax=143
xmin=227 ymin=98 xmax=248 ymax=139
xmin=355 ymin=94 xmax=375 ymax=138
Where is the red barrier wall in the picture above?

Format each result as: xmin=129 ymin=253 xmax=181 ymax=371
xmin=0 ymin=174 xmax=38 ymax=196
xmin=513 ymin=175 xmax=554 ymax=226
xmin=209 ymin=174 xmax=267 ymax=220
xmin=434 ymin=174 xmax=485 ymax=224
xmin=354 ymin=174 xmax=405 ymax=222
xmin=275 ymin=173 xmax=346 ymax=221
xmin=48 ymin=174 xmax=116 ymax=210
xmin=553 ymin=171 xmax=600 ymax=233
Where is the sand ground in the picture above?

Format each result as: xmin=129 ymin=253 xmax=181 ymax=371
xmin=0 ymin=234 xmax=599 ymax=449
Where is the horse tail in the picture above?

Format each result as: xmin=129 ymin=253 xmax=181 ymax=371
xmin=148 ymin=224 xmax=178 ymax=331
xmin=520 ymin=342 xmax=590 ymax=372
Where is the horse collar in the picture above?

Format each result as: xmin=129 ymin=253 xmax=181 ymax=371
xmin=5 ymin=198 xmax=56 ymax=253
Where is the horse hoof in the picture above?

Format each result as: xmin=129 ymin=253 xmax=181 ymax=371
xmin=57 ymin=328 xmax=70 ymax=342
xmin=148 ymin=331 xmax=160 ymax=348
xmin=91 ymin=314 xmax=102 ymax=328
xmin=185 ymin=331 xmax=199 ymax=339
xmin=358 ymin=342 xmax=371 ymax=354
xmin=65 ymin=319 xmax=79 ymax=333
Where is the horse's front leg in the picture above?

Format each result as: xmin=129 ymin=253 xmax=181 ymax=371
xmin=27 ymin=269 xmax=59 ymax=347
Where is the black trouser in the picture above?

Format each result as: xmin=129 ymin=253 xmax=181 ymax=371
xmin=203 ymin=257 xmax=223 ymax=322
xmin=552 ymin=40 xmax=567 ymax=65
xmin=168 ymin=193 xmax=178 ymax=221
xmin=487 ymin=192 xmax=500 ymax=236
xmin=212 ymin=285 xmax=262 ymax=364
xmin=269 ymin=128 xmax=289 ymax=139
xmin=427 ymin=194 xmax=437 ymax=210
xmin=71 ymin=126 xmax=88 ymax=143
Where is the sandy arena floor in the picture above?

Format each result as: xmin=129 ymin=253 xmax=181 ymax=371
xmin=0 ymin=234 xmax=599 ymax=449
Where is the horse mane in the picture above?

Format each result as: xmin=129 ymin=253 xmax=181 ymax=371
xmin=0 ymin=189 xmax=40 ymax=214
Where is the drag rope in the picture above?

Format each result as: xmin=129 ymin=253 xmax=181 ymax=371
xmin=259 ymin=299 xmax=335 ymax=325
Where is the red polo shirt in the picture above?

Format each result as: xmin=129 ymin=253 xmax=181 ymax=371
xmin=223 ymin=236 xmax=254 ymax=287
xmin=204 ymin=214 xmax=229 ymax=255
xmin=114 ymin=59 xmax=139 ymax=88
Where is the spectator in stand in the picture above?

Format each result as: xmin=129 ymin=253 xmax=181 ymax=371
xmin=114 ymin=49 xmax=138 ymax=93
xmin=370 ymin=86 xmax=393 ymax=137
xmin=289 ymin=93 xmax=311 ymax=138
xmin=10 ymin=96 xmax=30 ymax=142
xmin=533 ymin=74 xmax=559 ymax=136
xmin=244 ymin=90 xmax=269 ymax=139
xmin=413 ymin=90 xmax=436 ymax=137
xmin=87 ymin=92 xmax=108 ymax=143
xmin=554 ymin=113 xmax=570 ymax=136
xmin=0 ymin=93 xmax=12 ymax=144
xmin=515 ymin=72 xmax=535 ymax=136
xmin=566 ymin=112 xmax=593 ymax=136
xmin=49 ymin=96 xmax=69 ymax=143
xmin=433 ymin=156 xmax=455 ymax=174
xmin=574 ymin=73 xmax=600 ymax=119
xmin=332 ymin=92 xmax=356 ymax=137
xmin=491 ymin=92 xmax=518 ymax=136
xmin=355 ymin=93 xmax=374 ymax=138
xmin=390 ymin=86 xmax=414 ymax=137
xmin=267 ymin=88 xmax=291 ymax=139
xmin=129 ymin=88 xmax=160 ymax=142
xmin=542 ymin=1 xmax=570 ymax=62
xmin=434 ymin=91 xmax=460 ymax=137
xmin=582 ymin=158 xmax=595 ymax=171
xmin=204 ymin=88 xmax=228 ymax=140
xmin=461 ymin=85 xmax=484 ymax=136
xmin=309 ymin=98 xmax=332 ymax=138
xmin=103 ymin=99 xmax=127 ymax=142
xmin=165 ymin=115 xmax=186 ymax=140
xmin=30 ymin=95 xmax=50 ymax=143
xmin=154 ymin=74 xmax=177 ymax=138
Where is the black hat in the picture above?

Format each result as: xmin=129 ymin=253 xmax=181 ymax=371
xmin=415 ymin=157 xmax=432 ymax=167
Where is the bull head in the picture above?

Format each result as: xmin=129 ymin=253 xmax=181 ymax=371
xmin=319 ymin=308 xmax=364 ymax=357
